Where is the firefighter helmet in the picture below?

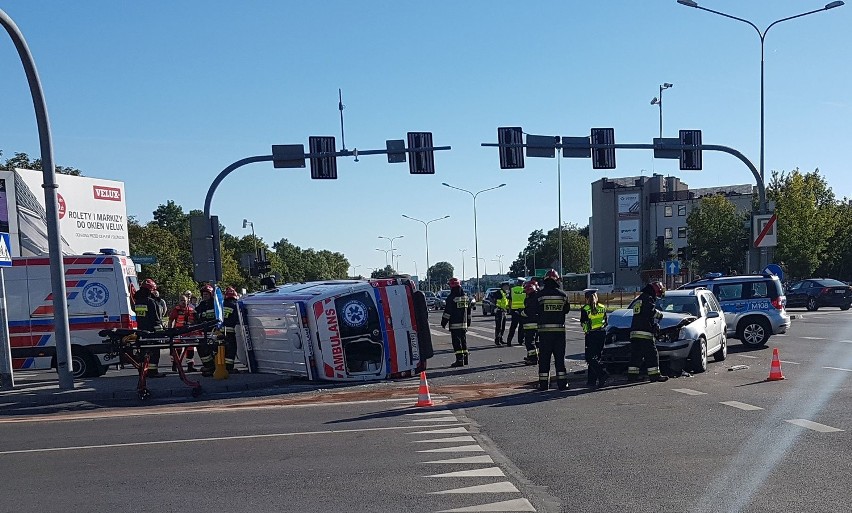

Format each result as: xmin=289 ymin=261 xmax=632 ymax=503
xmin=447 ymin=277 xmax=461 ymax=288
xmin=523 ymin=281 xmax=537 ymax=294
xmin=200 ymin=284 xmax=214 ymax=296
xmin=650 ymin=281 xmax=666 ymax=298
xmin=141 ymin=278 xmax=157 ymax=291
xmin=544 ymin=269 xmax=560 ymax=282
xmin=224 ymin=286 xmax=239 ymax=299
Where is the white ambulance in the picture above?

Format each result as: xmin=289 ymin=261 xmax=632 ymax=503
xmin=6 ymin=250 xmax=138 ymax=378
xmin=237 ymin=277 xmax=434 ymax=381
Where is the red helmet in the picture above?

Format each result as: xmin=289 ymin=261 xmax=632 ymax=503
xmin=141 ymin=278 xmax=157 ymax=291
xmin=224 ymin=286 xmax=239 ymax=299
xmin=200 ymin=284 xmax=214 ymax=296
xmin=544 ymin=269 xmax=560 ymax=282
xmin=523 ymin=281 xmax=537 ymax=294
xmin=650 ymin=281 xmax=666 ymax=298
xmin=447 ymin=277 xmax=460 ymax=288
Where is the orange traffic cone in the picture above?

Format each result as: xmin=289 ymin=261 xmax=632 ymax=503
xmin=415 ymin=371 xmax=434 ymax=407
xmin=766 ymin=347 xmax=785 ymax=381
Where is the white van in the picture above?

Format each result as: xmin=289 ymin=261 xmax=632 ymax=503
xmin=6 ymin=250 xmax=138 ymax=378
xmin=238 ymin=277 xmax=433 ymax=381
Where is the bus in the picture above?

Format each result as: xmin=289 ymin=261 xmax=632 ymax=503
xmin=562 ymin=272 xmax=614 ymax=294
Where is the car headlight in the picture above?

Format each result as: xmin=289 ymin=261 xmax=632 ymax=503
xmin=677 ymin=328 xmax=696 ymax=341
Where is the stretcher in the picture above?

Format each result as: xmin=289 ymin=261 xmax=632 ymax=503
xmin=98 ymin=320 xmax=219 ymax=400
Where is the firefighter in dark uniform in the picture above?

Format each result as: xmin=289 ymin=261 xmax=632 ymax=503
xmin=222 ymin=286 xmax=241 ymax=373
xmin=194 ymin=284 xmax=217 ymax=377
xmin=506 ymin=278 xmax=526 ymax=347
xmin=580 ymin=288 xmax=609 ymax=388
xmin=441 ymin=277 xmax=471 ymax=368
xmin=535 ymin=270 xmax=571 ymax=390
xmin=490 ymin=281 xmax=510 ymax=346
xmin=521 ymin=280 xmax=539 ymax=365
xmin=134 ymin=279 xmax=165 ymax=377
xmin=628 ymin=281 xmax=668 ymax=383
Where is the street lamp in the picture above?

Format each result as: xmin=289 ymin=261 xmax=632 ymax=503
xmin=375 ymin=248 xmax=392 ymax=267
xmin=378 ymin=235 xmax=404 ymax=265
xmin=350 ymin=264 xmax=361 ymax=277
xmin=473 ymin=256 xmax=488 ymax=278
xmin=242 ymin=219 xmax=258 ymax=261
xmin=394 ymin=253 xmax=402 ymax=273
xmin=492 ymin=254 xmax=504 ymax=275
xmin=402 ymin=214 xmax=449 ymax=291
xmin=677 ymin=0 xmax=845 ymax=185
xmin=649 ymin=82 xmax=673 ymax=139
xmin=443 ymin=182 xmax=506 ymax=297
xmin=459 ymin=249 xmax=467 ymax=282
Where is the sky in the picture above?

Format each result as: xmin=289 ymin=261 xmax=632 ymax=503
xmin=0 ymin=1 xmax=849 ymax=280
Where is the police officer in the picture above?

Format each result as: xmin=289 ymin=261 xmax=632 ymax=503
xmin=506 ymin=278 xmax=526 ymax=347
xmin=628 ymin=281 xmax=668 ymax=383
xmin=222 ymin=287 xmax=240 ymax=373
xmin=535 ymin=270 xmax=571 ymax=390
xmin=194 ymin=284 xmax=217 ymax=377
xmin=441 ymin=277 xmax=472 ymax=368
xmin=580 ymin=289 xmax=609 ymax=388
xmin=521 ymin=280 xmax=539 ymax=365
xmin=134 ymin=279 xmax=165 ymax=377
xmin=490 ymin=281 xmax=510 ymax=345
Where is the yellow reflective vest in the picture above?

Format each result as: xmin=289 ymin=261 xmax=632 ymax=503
xmin=510 ymin=285 xmax=525 ymax=310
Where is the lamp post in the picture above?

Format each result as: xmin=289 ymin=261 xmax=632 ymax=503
xmin=442 ymin=183 xmax=506 ymax=298
xmin=649 ymin=83 xmax=673 ymax=139
xmin=402 ymin=214 xmax=449 ymax=291
xmin=350 ymin=264 xmax=361 ymax=277
xmin=492 ymin=254 xmax=504 ymax=275
xmin=242 ymin=219 xmax=258 ymax=261
xmin=378 ymin=235 xmax=404 ymax=266
xmin=459 ymin=249 xmax=467 ymax=283
xmin=473 ymin=256 xmax=488 ymax=278
xmin=375 ymin=248 xmax=392 ymax=267
xmin=677 ymin=0 xmax=845 ymax=186
xmin=393 ymin=253 xmax=402 ymax=273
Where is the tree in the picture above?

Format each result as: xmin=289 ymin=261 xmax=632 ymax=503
xmin=768 ymin=168 xmax=838 ymax=281
xmin=371 ymin=265 xmax=397 ymax=278
xmin=686 ymin=195 xmax=749 ymax=275
xmin=815 ymin=199 xmax=852 ymax=281
xmin=426 ymin=261 xmax=454 ymax=285
xmin=508 ymin=225 xmax=589 ymax=277
xmin=0 ymin=150 xmax=82 ymax=175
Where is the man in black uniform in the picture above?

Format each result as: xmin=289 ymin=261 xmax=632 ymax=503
xmin=194 ymin=284 xmax=217 ymax=377
xmin=441 ymin=277 xmax=471 ymax=368
xmin=521 ymin=280 xmax=539 ymax=365
xmin=134 ymin=279 xmax=165 ymax=377
xmin=535 ymin=269 xmax=571 ymax=390
xmin=628 ymin=281 xmax=668 ymax=383
xmin=222 ymin=286 xmax=241 ymax=373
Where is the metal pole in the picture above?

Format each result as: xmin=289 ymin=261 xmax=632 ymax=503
xmin=204 ymin=155 xmax=274 ymax=219
xmin=0 ymin=9 xmax=74 ymax=389
xmin=473 ymin=197 xmax=480 ymax=297
xmin=557 ymin=154 xmax=563 ymax=276
xmin=659 ymin=85 xmax=664 ymax=139
xmin=0 ymin=269 xmax=13 ymax=388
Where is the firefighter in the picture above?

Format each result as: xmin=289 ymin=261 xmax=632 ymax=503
xmin=134 ymin=279 xmax=165 ymax=377
xmin=535 ymin=270 xmax=571 ymax=390
xmin=168 ymin=295 xmax=197 ymax=372
xmin=222 ymin=286 xmax=241 ymax=373
xmin=490 ymin=281 xmax=510 ymax=345
xmin=580 ymin=289 xmax=609 ymax=388
xmin=506 ymin=278 xmax=526 ymax=347
xmin=195 ymin=284 xmax=217 ymax=377
xmin=521 ymin=280 xmax=539 ymax=365
xmin=441 ymin=277 xmax=472 ymax=368
xmin=627 ymin=281 xmax=668 ymax=383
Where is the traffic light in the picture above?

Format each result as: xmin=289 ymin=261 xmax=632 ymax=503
xmin=308 ymin=136 xmax=338 ymax=179
xmin=254 ymin=260 xmax=272 ymax=276
xmin=590 ymin=128 xmax=616 ymax=169
xmin=656 ymin=236 xmax=666 ymax=262
xmin=679 ymin=130 xmax=702 ymax=170
xmin=497 ymin=127 xmax=524 ymax=169
xmin=407 ymin=132 xmax=435 ymax=174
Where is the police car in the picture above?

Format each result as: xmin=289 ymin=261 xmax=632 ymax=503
xmin=680 ymin=273 xmax=790 ymax=347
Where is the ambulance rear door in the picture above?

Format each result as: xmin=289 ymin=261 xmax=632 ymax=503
xmin=241 ymin=301 xmax=311 ymax=378
xmin=372 ymin=281 xmax=420 ymax=376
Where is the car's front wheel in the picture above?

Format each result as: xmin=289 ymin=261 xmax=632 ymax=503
xmin=689 ymin=337 xmax=707 ymax=373
xmin=806 ymin=297 xmax=819 ymax=311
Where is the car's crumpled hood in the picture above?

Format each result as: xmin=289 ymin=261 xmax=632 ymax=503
xmin=607 ymin=309 xmax=696 ymax=330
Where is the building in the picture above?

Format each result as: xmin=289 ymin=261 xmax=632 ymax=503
xmin=590 ymin=174 xmax=754 ymax=290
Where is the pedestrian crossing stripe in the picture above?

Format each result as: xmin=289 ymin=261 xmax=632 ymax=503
xmin=426 ymin=467 xmax=505 ymax=478
xmin=437 ymin=498 xmax=536 ymax=512
xmin=413 ymin=436 xmax=476 ymax=443
xmin=430 ymin=481 xmax=519 ymax=494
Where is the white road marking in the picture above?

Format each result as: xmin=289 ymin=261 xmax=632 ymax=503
xmin=418 ymin=444 xmax=485 ymax=453
xmin=414 ymin=436 xmax=476 ymax=443
xmin=824 ymin=366 xmax=852 ymax=373
xmin=737 ymin=355 xmax=759 ymax=359
xmin=430 ymin=482 xmax=519 ymax=494
xmin=672 ymin=388 xmax=707 ymax=396
xmin=779 ymin=360 xmax=800 ymax=365
xmin=721 ymin=401 xmax=764 ymax=411
xmin=801 ymin=336 xmax=826 ymax=340
xmin=0 ymin=424 xmax=467 ymax=456
xmin=412 ymin=417 xmax=459 ymax=423
xmin=422 ymin=455 xmax=494 ymax=464
xmin=438 ymin=498 xmax=536 ymax=512
xmin=408 ymin=427 xmax=469 ymax=435
xmin=468 ymin=333 xmax=494 ymax=341
xmin=405 ymin=410 xmax=454 ymax=416
xmin=838 ymin=340 xmax=852 ymax=344
xmin=785 ymin=419 xmax=843 ymax=433
xmin=431 ymin=330 xmax=446 ymax=337
xmin=426 ymin=467 xmax=505 ymax=478
xmin=469 ymin=326 xmax=492 ymax=333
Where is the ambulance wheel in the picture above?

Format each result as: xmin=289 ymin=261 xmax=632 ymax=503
xmin=191 ymin=386 xmax=203 ymax=398
xmin=138 ymin=388 xmax=151 ymax=400
xmin=71 ymin=348 xmax=99 ymax=379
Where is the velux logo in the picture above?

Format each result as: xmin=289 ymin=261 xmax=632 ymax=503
xmin=93 ymin=186 xmax=121 ymax=201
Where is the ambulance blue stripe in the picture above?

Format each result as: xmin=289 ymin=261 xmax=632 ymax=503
xmin=372 ymin=288 xmax=391 ymax=374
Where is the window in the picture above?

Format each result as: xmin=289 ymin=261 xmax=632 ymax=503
xmin=678 ymin=204 xmax=686 ymax=216
xmin=749 ymin=282 xmax=769 ymax=299
xmin=678 ymin=226 xmax=687 ymax=238
xmin=708 ymin=295 xmax=722 ymax=312
xmin=664 ymin=205 xmax=673 ymax=217
xmin=664 ymin=227 xmax=673 ymax=239
xmin=714 ymin=284 xmax=743 ymax=301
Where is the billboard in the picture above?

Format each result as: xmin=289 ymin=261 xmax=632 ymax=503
xmin=0 ymin=178 xmax=8 ymax=234
xmin=0 ymin=169 xmax=129 ymax=256
xmin=618 ymin=193 xmax=640 ymax=218
xmin=619 ymin=246 xmax=639 ymax=268
xmin=618 ymin=219 xmax=640 ymax=243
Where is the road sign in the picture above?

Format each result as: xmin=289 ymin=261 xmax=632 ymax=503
xmin=653 ymin=137 xmax=680 ymax=159
xmin=590 ymin=128 xmax=616 ymax=169
xmin=386 ymin=139 xmax=406 ymax=163
xmin=665 ymin=260 xmax=680 ymax=275
xmin=562 ymin=136 xmax=591 ymax=158
xmin=0 ymin=233 xmax=11 ymax=267
xmin=763 ymin=263 xmax=784 ymax=282
xmin=309 ymin=136 xmax=338 ymax=179
xmin=131 ymin=255 xmax=157 ymax=265
xmin=271 ymin=144 xmax=306 ymax=168
xmin=497 ymin=127 xmax=524 ymax=169
xmin=753 ymin=213 xmax=777 ymax=248
xmin=679 ymin=130 xmax=702 ymax=170
xmin=526 ymin=134 xmax=556 ymax=158
xmin=407 ymin=132 xmax=435 ymax=174
xmin=535 ymin=268 xmax=547 ymax=278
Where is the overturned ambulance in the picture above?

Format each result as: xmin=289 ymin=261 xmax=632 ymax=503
xmin=237 ymin=277 xmax=434 ymax=381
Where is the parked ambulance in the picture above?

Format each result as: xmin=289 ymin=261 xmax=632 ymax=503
xmin=6 ymin=250 xmax=138 ymax=378
xmin=237 ymin=277 xmax=433 ymax=381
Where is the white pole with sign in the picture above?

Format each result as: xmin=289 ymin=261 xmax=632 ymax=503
xmin=0 ymin=233 xmax=14 ymax=388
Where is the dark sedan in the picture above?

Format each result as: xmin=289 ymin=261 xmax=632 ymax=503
xmin=786 ymin=278 xmax=852 ymax=311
